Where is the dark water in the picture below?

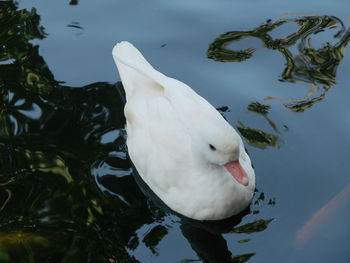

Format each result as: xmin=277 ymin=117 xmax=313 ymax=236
xmin=1 ymin=0 xmax=350 ymax=262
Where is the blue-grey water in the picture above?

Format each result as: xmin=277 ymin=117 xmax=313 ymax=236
xmin=1 ymin=0 xmax=350 ymax=262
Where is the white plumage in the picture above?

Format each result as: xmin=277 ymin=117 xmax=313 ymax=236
xmin=112 ymin=41 xmax=255 ymax=220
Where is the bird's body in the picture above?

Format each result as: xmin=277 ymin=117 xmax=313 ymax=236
xmin=112 ymin=41 xmax=255 ymax=220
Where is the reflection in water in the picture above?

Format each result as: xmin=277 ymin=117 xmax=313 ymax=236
xmin=208 ymin=14 xmax=350 ymax=149
xmin=181 ymin=224 xmax=253 ymax=263
xmin=132 ymin=156 xmax=274 ymax=262
xmin=179 ymin=210 xmax=272 ymax=263
xmin=218 ymin=102 xmax=282 ymax=149
xmin=67 ymin=22 xmax=84 ymax=36
xmin=142 ymin=225 xmax=168 ymax=255
xmin=208 ymin=14 xmax=350 ymax=106
xmin=69 ymin=0 xmax=78 ymax=6
xmin=178 ymin=211 xmax=273 ymax=262
xmin=0 ymin=1 xmax=273 ymax=262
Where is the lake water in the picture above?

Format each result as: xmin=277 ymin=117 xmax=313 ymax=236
xmin=1 ymin=0 xmax=350 ymax=262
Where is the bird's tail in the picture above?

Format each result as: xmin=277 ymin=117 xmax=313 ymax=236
xmin=112 ymin=41 xmax=167 ymax=100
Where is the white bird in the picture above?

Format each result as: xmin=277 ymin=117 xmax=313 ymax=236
xmin=112 ymin=41 xmax=255 ymax=221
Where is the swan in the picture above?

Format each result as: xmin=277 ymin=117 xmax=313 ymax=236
xmin=112 ymin=41 xmax=255 ymax=221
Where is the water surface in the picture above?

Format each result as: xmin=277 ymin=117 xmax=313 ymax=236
xmin=1 ymin=0 xmax=350 ymax=262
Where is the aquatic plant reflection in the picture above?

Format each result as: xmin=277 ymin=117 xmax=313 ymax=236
xmin=218 ymin=102 xmax=282 ymax=149
xmin=209 ymin=14 xmax=350 ymax=148
xmin=208 ymin=14 xmax=350 ymax=111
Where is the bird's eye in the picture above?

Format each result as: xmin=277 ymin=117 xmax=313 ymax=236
xmin=209 ymin=144 xmax=216 ymax=151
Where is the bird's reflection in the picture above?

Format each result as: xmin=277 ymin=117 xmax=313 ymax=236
xmin=177 ymin=194 xmax=272 ymax=263
xmin=128 ymin=142 xmax=273 ymax=262
xmin=181 ymin=224 xmax=238 ymax=263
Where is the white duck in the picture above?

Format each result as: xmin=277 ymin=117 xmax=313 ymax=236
xmin=112 ymin=41 xmax=255 ymax=221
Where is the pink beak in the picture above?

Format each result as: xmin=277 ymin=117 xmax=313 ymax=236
xmin=224 ymin=160 xmax=249 ymax=186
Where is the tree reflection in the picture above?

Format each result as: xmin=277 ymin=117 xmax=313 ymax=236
xmin=207 ymin=14 xmax=350 ymax=104
xmin=69 ymin=0 xmax=78 ymax=5
xmin=208 ymin=14 xmax=350 ymax=148
xmin=0 ymin=1 xmax=273 ymax=262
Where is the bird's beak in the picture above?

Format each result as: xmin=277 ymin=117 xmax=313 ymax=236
xmin=224 ymin=160 xmax=249 ymax=186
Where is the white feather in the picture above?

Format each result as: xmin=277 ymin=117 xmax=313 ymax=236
xmin=112 ymin=41 xmax=255 ymax=220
